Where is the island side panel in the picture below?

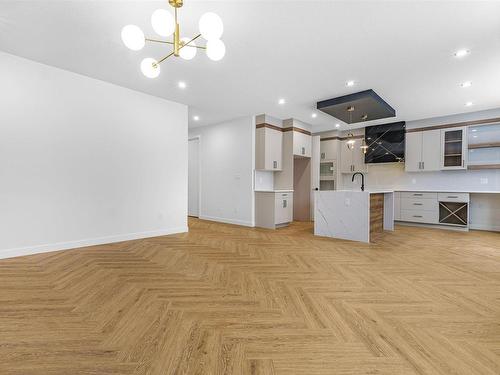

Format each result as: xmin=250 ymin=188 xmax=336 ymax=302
xmin=383 ymin=192 xmax=395 ymax=231
xmin=315 ymin=191 xmax=370 ymax=243
xmin=370 ymin=193 xmax=384 ymax=242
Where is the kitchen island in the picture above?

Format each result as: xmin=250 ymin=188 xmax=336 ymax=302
xmin=314 ymin=190 xmax=394 ymax=243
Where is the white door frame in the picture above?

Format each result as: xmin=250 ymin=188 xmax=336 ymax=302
xmin=188 ymin=136 xmax=201 ymax=218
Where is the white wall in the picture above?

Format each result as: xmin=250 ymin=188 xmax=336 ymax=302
xmin=0 ymin=52 xmax=188 ymax=259
xmin=188 ymin=117 xmax=255 ymax=226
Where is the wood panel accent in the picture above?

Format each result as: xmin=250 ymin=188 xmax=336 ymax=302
xmin=283 ymin=126 xmax=312 ymax=135
xmin=256 ymin=123 xmax=283 ymax=132
xmin=468 ymin=142 xmax=500 ymax=149
xmin=407 ymin=116 xmax=500 ymax=133
xmin=369 ymin=193 xmax=384 ymax=242
xmin=256 ymin=123 xmax=312 ymax=136
xmin=1 ymin=218 xmax=500 ymax=374
xmin=467 ymin=163 xmax=500 ymax=170
xmin=320 ymin=135 xmax=364 ymax=141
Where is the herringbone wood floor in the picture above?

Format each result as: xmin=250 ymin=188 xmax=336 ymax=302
xmin=1 ymin=219 xmax=499 ymax=375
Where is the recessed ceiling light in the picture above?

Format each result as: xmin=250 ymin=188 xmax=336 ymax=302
xmin=193 ymin=115 xmax=200 ymax=121
xmin=346 ymin=80 xmax=355 ymax=87
xmin=335 ymin=123 xmax=340 ymax=128
xmin=471 ymin=129 xmax=477 ymax=132
xmin=473 ymin=135 xmax=478 ymax=138
xmin=460 ymin=81 xmax=472 ymax=88
xmin=278 ymin=98 xmax=286 ymax=105
xmin=311 ymin=113 xmax=317 ymax=118
xmin=465 ymin=101 xmax=473 ymax=107
xmin=178 ymin=81 xmax=187 ymax=89
xmin=454 ymin=49 xmax=470 ymax=58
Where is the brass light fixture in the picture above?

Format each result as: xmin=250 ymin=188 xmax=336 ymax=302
xmin=121 ymin=0 xmax=225 ymax=78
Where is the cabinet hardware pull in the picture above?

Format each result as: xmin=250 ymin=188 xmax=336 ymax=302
xmin=422 ymin=161 xmax=424 ymax=169
xmin=413 ymin=203 xmax=423 ymax=205
xmin=447 ymin=196 xmax=458 ymax=198
xmin=302 ymin=147 xmax=305 ymax=155
xmin=413 ymin=215 xmax=423 ymax=218
xmin=273 ymin=160 xmax=277 ymax=169
xmin=283 ymin=200 xmax=287 ymax=208
xmin=321 ymin=152 xmax=325 ymax=159
xmin=413 ymin=194 xmax=423 ymax=196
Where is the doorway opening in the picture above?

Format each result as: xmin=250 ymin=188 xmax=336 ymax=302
xmin=188 ymin=137 xmax=200 ymax=217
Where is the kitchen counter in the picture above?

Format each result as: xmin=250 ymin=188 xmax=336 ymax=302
xmin=393 ymin=189 xmax=500 ymax=194
xmin=254 ymin=189 xmax=294 ymax=193
xmin=314 ymin=190 xmax=394 ymax=243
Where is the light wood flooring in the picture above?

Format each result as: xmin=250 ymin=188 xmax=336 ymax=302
xmin=1 ymin=219 xmax=499 ymax=374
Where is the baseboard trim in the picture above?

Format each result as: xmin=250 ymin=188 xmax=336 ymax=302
xmin=198 ymin=215 xmax=255 ymax=227
xmin=0 ymin=226 xmax=189 ymax=260
xmin=470 ymin=223 xmax=500 ymax=232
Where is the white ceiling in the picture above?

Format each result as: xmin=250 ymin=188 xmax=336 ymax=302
xmin=1 ymin=1 xmax=500 ymax=131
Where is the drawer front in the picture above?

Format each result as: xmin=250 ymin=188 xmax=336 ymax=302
xmin=401 ymin=209 xmax=438 ymax=224
xmin=401 ymin=192 xmax=438 ymax=200
xmin=401 ymin=198 xmax=438 ymax=211
xmin=437 ymin=192 xmax=469 ymax=203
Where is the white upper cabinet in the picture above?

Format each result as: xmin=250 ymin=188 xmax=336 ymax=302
xmin=293 ymin=131 xmax=312 ymax=158
xmin=405 ymin=132 xmax=422 ymax=172
xmin=340 ymin=139 xmax=367 ymax=173
xmin=440 ymin=126 xmax=467 ymax=170
xmin=320 ymin=139 xmax=338 ymax=160
xmin=405 ymin=129 xmax=440 ymax=172
xmin=255 ymin=126 xmax=283 ymax=171
xmin=422 ymin=129 xmax=441 ymax=171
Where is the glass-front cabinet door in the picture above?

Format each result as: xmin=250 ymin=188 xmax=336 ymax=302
xmin=440 ymin=126 xmax=467 ymax=170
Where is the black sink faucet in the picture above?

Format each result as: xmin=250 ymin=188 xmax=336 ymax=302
xmin=352 ymin=172 xmax=365 ymax=191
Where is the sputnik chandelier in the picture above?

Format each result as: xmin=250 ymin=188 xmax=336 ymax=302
xmin=121 ymin=0 xmax=225 ymax=78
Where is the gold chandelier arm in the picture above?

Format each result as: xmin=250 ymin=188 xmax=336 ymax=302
xmin=156 ymin=51 xmax=176 ymax=65
xmin=145 ymin=38 xmax=174 ymax=45
xmin=179 ymin=34 xmax=205 ymax=50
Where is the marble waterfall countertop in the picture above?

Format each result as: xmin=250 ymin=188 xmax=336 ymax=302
xmin=314 ymin=190 xmax=394 ymax=243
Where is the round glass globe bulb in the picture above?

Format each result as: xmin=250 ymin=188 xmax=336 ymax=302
xmin=121 ymin=25 xmax=145 ymax=51
xmin=206 ymin=39 xmax=225 ymax=61
xmin=179 ymin=38 xmax=197 ymax=60
xmin=140 ymin=58 xmax=161 ymax=78
xmin=199 ymin=12 xmax=223 ymax=40
xmin=151 ymin=9 xmax=175 ymax=37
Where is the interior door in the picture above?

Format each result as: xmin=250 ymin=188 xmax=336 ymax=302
xmin=310 ymin=135 xmax=320 ymax=220
xmin=188 ymin=138 xmax=200 ymax=217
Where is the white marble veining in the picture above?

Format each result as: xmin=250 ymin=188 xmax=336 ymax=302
xmin=314 ymin=190 xmax=394 ymax=243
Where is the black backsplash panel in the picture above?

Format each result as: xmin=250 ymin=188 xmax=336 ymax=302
xmin=364 ymin=121 xmax=405 ymax=164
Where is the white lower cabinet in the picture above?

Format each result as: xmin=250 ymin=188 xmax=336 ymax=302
xmin=274 ymin=193 xmax=293 ymax=224
xmin=399 ymin=192 xmax=439 ymax=224
xmin=396 ymin=191 xmax=469 ymax=229
xmin=255 ymin=191 xmax=293 ymax=229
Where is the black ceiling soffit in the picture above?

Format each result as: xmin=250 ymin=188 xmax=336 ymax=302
xmin=316 ymin=89 xmax=395 ymax=124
